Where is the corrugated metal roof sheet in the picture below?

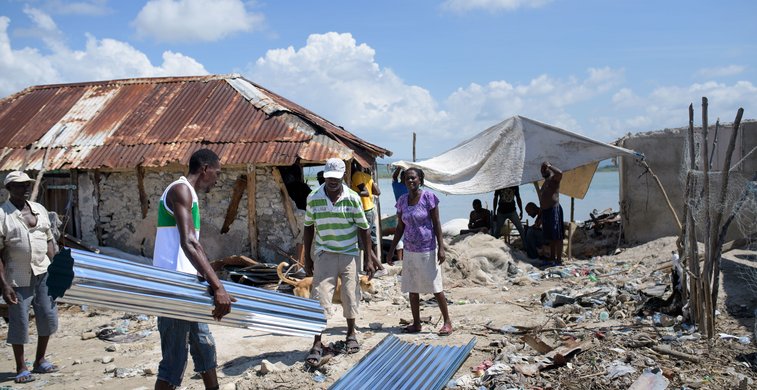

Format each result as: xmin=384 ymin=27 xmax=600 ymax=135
xmin=329 ymin=335 xmax=477 ymax=390
xmin=0 ymin=74 xmax=390 ymax=170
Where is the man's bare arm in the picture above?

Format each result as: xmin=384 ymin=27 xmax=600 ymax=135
xmin=168 ymin=184 xmax=234 ymax=320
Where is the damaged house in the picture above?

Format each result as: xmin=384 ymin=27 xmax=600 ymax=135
xmin=0 ymin=74 xmax=391 ymax=262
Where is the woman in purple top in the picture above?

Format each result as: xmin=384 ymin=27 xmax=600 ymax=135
xmin=386 ymin=168 xmax=453 ymax=336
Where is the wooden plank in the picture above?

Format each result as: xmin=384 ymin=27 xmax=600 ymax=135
xmin=271 ymin=167 xmax=300 ymax=237
xmin=247 ymin=165 xmax=258 ymax=259
xmin=93 ymin=170 xmax=103 ymax=246
xmin=136 ymin=165 xmax=149 ymax=219
xmin=221 ymin=175 xmax=247 ymax=234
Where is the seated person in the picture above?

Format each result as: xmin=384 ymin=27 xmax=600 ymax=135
xmin=524 ymin=202 xmax=547 ymax=259
xmin=460 ymin=199 xmax=491 ymax=235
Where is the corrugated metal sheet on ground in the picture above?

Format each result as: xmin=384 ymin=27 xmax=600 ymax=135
xmin=329 ymin=334 xmax=476 ymax=390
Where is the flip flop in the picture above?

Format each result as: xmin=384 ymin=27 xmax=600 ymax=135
xmin=402 ymin=324 xmax=422 ymax=333
xmin=438 ymin=324 xmax=453 ymax=336
xmin=346 ymin=335 xmax=360 ymax=354
xmin=32 ymin=360 xmax=59 ymax=374
xmin=305 ymin=346 xmax=323 ymax=367
xmin=15 ymin=370 xmax=35 ymax=383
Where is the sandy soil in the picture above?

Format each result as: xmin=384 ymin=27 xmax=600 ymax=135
xmin=1 ymin=235 xmax=755 ymax=389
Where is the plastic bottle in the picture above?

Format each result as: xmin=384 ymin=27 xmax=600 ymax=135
xmin=599 ymin=311 xmax=610 ymax=321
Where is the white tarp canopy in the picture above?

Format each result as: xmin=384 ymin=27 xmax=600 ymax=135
xmin=394 ymin=115 xmax=643 ymax=198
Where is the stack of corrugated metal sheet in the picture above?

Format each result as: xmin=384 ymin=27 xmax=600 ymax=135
xmin=329 ymin=334 xmax=477 ymax=390
xmin=51 ymin=248 xmax=326 ymax=337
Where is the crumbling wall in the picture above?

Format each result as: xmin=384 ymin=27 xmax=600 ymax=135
xmin=78 ymin=172 xmax=98 ymax=246
xmin=92 ymin=167 xmax=304 ymax=262
xmin=619 ymin=121 xmax=757 ymax=243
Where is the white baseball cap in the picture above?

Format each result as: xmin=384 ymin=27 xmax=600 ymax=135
xmin=323 ymin=158 xmax=346 ymax=179
xmin=4 ymin=171 xmax=34 ymax=186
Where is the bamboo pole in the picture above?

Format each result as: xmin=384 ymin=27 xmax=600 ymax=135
xmin=246 ymin=165 xmax=258 ymax=259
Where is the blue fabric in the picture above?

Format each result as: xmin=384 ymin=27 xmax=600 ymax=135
xmin=524 ymin=227 xmax=545 ymax=259
xmin=157 ymin=317 xmax=217 ymax=387
xmin=392 ymin=181 xmax=408 ymax=201
xmin=542 ymin=204 xmax=564 ymax=241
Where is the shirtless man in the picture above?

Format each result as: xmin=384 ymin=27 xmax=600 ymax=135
xmin=539 ymin=162 xmax=564 ymax=264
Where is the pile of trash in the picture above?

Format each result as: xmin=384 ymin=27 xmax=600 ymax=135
xmin=445 ymin=237 xmax=756 ymax=389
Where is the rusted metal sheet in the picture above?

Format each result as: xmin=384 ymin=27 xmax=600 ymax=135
xmin=0 ymin=74 xmax=391 ymax=170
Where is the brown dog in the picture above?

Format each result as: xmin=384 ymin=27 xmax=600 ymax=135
xmin=276 ymin=262 xmax=376 ymax=302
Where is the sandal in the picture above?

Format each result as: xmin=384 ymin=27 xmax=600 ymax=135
xmin=402 ymin=324 xmax=422 ymax=333
xmin=305 ymin=346 xmax=323 ymax=366
xmin=15 ymin=370 xmax=35 ymax=383
xmin=346 ymin=335 xmax=360 ymax=354
xmin=438 ymin=323 xmax=453 ymax=336
xmin=33 ymin=360 xmax=59 ymax=374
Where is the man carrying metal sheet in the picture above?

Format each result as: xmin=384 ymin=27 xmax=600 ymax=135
xmin=153 ymin=149 xmax=234 ymax=390
xmin=0 ymin=171 xmax=59 ymax=384
xmin=303 ymin=158 xmax=381 ymax=366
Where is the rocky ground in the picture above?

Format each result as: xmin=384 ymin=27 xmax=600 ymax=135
xmin=1 ymin=235 xmax=755 ymax=389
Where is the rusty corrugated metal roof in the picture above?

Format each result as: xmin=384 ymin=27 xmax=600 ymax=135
xmin=0 ymin=74 xmax=391 ymax=170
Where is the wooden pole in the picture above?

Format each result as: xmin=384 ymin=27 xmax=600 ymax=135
xmin=221 ymin=175 xmax=247 ymax=234
xmin=709 ymin=108 xmax=743 ymax=320
xmin=639 ymin=160 xmax=682 ymax=232
xmin=685 ymin=104 xmax=700 ymax=324
xmin=272 ymin=167 xmax=300 ymax=238
xmin=412 ymin=132 xmax=417 ymax=162
xmin=136 ymin=165 xmax=149 ymax=219
xmin=372 ymin=161 xmax=382 ymax=264
xmin=246 ymin=165 xmax=258 ymax=259
xmin=700 ymin=97 xmax=714 ymax=337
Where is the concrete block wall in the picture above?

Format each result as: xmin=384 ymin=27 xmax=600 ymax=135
xmin=619 ymin=121 xmax=756 ymax=243
xmin=85 ymin=167 xmax=303 ymax=263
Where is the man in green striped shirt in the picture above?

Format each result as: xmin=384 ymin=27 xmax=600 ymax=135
xmin=303 ymin=158 xmax=379 ymax=366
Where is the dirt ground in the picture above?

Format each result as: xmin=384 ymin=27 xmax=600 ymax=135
xmin=1 ymin=235 xmax=755 ymax=389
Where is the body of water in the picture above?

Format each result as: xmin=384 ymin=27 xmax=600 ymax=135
xmin=375 ymin=171 xmax=620 ymax=225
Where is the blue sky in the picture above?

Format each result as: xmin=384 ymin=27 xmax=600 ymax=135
xmin=1 ymin=0 xmax=755 ymax=160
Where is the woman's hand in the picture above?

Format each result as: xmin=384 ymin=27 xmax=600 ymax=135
xmin=437 ymin=246 xmax=446 ymax=264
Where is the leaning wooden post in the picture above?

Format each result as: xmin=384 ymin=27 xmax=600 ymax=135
xmin=136 ymin=165 xmax=149 ymax=219
xmin=246 ymin=165 xmax=258 ymax=259
xmin=709 ymin=108 xmax=743 ymax=319
xmin=272 ymin=168 xmax=300 ymax=238
xmin=639 ymin=160 xmax=682 ymax=232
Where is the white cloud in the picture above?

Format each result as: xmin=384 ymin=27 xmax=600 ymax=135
xmin=695 ymin=65 xmax=746 ymax=78
xmin=444 ymin=67 xmax=624 ymax=138
xmin=133 ymin=0 xmax=264 ymax=43
xmin=0 ymin=10 xmax=208 ymax=98
xmin=46 ymin=0 xmax=111 ymax=16
xmin=247 ymin=32 xmax=447 ymax=153
xmin=442 ymin=0 xmax=552 ymax=13
xmin=595 ymin=80 xmax=757 ymax=136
